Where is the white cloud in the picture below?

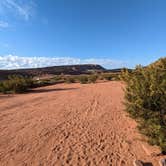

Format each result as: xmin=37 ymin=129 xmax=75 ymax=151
xmin=0 ymin=0 xmax=35 ymax=20
xmin=0 ymin=55 xmax=126 ymax=69
xmin=0 ymin=20 xmax=9 ymax=28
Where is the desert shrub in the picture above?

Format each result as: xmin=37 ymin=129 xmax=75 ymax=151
xmin=88 ymin=75 xmax=98 ymax=83
xmin=53 ymin=75 xmax=63 ymax=81
xmin=101 ymin=73 xmax=120 ymax=81
xmin=35 ymin=79 xmax=52 ymax=87
xmin=114 ymin=74 xmax=121 ymax=80
xmin=102 ymin=73 xmax=112 ymax=80
xmin=78 ymin=75 xmax=88 ymax=84
xmin=34 ymin=75 xmax=66 ymax=87
xmin=121 ymin=58 xmax=166 ymax=153
xmin=63 ymin=75 xmax=98 ymax=84
xmin=0 ymin=75 xmax=34 ymax=94
xmin=65 ymin=76 xmax=76 ymax=83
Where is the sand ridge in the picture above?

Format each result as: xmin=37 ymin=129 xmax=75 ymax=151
xmin=0 ymin=81 xmax=161 ymax=166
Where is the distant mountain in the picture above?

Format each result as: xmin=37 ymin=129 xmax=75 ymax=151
xmin=0 ymin=64 xmax=106 ymax=80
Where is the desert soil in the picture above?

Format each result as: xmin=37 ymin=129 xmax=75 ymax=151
xmin=0 ymin=81 xmax=162 ymax=166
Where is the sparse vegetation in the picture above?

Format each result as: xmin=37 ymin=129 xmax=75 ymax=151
xmin=121 ymin=58 xmax=166 ymax=153
xmin=78 ymin=75 xmax=89 ymax=84
xmin=65 ymin=76 xmax=76 ymax=83
xmin=88 ymin=75 xmax=98 ymax=83
xmin=102 ymin=73 xmax=113 ymax=80
xmin=0 ymin=71 xmax=121 ymax=94
xmin=0 ymin=75 xmax=34 ymax=94
xmin=63 ymin=73 xmax=120 ymax=84
xmin=53 ymin=75 xmax=63 ymax=82
xmin=101 ymin=73 xmax=121 ymax=81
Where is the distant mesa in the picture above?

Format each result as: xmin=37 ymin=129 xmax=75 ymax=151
xmin=0 ymin=64 xmax=132 ymax=81
xmin=0 ymin=64 xmax=106 ymax=80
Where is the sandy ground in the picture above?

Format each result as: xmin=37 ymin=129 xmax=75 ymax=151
xmin=0 ymin=81 xmax=162 ymax=166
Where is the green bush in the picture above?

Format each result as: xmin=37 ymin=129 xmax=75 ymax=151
xmin=0 ymin=75 xmax=34 ymax=94
xmin=88 ymin=75 xmax=98 ymax=83
xmin=78 ymin=75 xmax=88 ymax=84
xmin=102 ymin=73 xmax=112 ymax=80
xmin=35 ymin=79 xmax=52 ymax=87
xmin=65 ymin=75 xmax=98 ymax=84
xmin=65 ymin=76 xmax=76 ymax=83
xmin=53 ymin=75 xmax=63 ymax=81
xmin=101 ymin=73 xmax=120 ymax=81
xmin=121 ymin=58 xmax=166 ymax=153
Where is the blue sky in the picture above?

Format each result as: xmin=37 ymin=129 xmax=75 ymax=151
xmin=0 ymin=0 xmax=166 ymax=69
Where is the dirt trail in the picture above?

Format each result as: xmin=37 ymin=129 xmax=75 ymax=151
xmin=0 ymin=82 xmax=161 ymax=166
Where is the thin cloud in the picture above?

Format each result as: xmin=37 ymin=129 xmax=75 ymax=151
xmin=83 ymin=58 xmax=125 ymax=68
xmin=0 ymin=20 xmax=9 ymax=28
xmin=0 ymin=55 xmax=126 ymax=69
xmin=0 ymin=0 xmax=35 ymax=20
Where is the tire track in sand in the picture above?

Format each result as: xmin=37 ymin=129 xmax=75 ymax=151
xmin=0 ymin=82 xmax=161 ymax=166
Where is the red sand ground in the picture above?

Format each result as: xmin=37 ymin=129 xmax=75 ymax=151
xmin=0 ymin=81 xmax=162 ymax=166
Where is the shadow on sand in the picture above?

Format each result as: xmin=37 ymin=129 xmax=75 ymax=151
xmin=143 ymin=163 xmax=153 ymax=166
xmin=28 ymin=87 xmax=78 ymax=94
xmin=0 ymin=94 xmax=14 ymax=99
